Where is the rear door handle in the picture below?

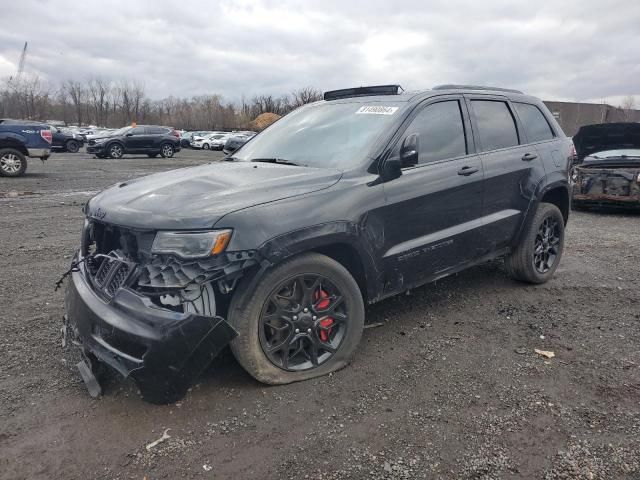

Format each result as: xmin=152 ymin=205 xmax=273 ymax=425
xmin=522 ymin=153 xmax=538 ymax=161
xmin=458 ymin=166 xmax=479 ymax=176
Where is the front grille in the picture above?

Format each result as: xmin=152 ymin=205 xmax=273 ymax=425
xmin=89 ymin=254 xmax=136 ymax=299
xmin=106 ymin=262 xmax=131 ymax=297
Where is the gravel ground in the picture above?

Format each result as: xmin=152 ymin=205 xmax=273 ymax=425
xmin=0 ymin=150 xmax=639 ymax=480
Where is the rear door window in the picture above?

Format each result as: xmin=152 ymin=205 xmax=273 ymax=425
xmin=146 ymin=126 xmax=168 ymax=134
xmin=514 ymin=102 xmax=555 ymax=143
xmin=401 ymin=100 xmax=467 ymax=165
xmin=471 ymin=100 xmax=519 ymax=151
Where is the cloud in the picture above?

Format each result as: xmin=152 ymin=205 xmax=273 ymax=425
xmin=0 ymin=0 xmax=639 ymax=104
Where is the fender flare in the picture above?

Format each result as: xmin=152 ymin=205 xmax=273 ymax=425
xmin=231 ymin=221 xmax=383 ymax=311
xmin=513 ymin=173 xmax=569 ymax=247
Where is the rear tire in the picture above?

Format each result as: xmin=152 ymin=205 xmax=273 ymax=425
xmin=228 ymin=253 xmax=365 ymax=384
xmin=160 ymin=144 xmax=174 ymax=158
xmin=0 ymin=148 xmax=27 ymax=177
xmin=505 ymin=202 xmax=565 ymax=284
xmin=66 ymin=139 xmax=80 ymax=153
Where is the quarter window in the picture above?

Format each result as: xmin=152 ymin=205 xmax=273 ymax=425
xmin=514 ymin=102 xmax=555 ymax=143
xmin=471 ymin=100 xmax=519 ymax=151
xmin=401 ymin=100 xmax=467 ymax=165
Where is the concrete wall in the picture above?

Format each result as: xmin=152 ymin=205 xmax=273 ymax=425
xmin=543 ymin=101 xmax=640 ymax=137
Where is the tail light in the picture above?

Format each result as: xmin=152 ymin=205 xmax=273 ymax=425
xmin=40 ymin=129 xmax=52 ymax=144
xmin=636 ymin=172 xmax=640 ymax=184
xmin=170 ymin=129 xmax=180 ymax=138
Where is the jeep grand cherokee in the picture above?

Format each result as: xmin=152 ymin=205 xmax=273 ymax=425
xmin=64 ymin=84 xmax=573 ymax=403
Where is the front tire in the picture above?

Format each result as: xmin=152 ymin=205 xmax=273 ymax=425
xmin=202 ymin=143 xmax=210 ymax=150
xmin=108 ymin=143 xmax=124 ymax=159
xmin=228 ymin=253 xmax=365 ymax=384
xmin=160 ymin=144 xmax=174 ymax=158
xmin=0 ymin=148 xmax=27 ymax=177
xmin=66 ymin=139 xmax=80 ymax=153
xmin=505 ymin=202 xmax=565 ymax=284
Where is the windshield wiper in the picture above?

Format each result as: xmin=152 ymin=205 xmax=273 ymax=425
xmin=251 ymin=158 xmax=300 ymax=166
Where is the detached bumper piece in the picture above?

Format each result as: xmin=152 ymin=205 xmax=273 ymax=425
xmin=64 ymin=262 xmax=238 ymax=404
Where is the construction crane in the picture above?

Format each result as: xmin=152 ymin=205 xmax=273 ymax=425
xmin=8 ymin=42 xmax=28 ymax=85
xmin=16 ymin=42 xmax=28 ymax=79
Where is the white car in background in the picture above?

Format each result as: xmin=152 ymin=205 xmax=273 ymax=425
xmin=191 ymin=132 xmax=229 ymax=150
xmin=207 ymin=133 xmax=232 ymax=150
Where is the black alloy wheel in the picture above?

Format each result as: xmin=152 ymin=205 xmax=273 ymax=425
xmin=533 ymin=216 xmax=561 ymax=274
xmin=259 ymin=274 xmax=348 ymax=371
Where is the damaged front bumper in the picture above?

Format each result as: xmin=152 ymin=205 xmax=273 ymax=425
xmin=64 ymin=257 xmax=238 ymax=399
xmin=572 ymin=166 xmax=640 ymax=208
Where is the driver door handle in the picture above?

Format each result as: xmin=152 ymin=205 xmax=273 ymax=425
xmin=522 ymin=153 xmax=538 ymax=161
xmin=458 ymin=166 xmax=479 ymax=176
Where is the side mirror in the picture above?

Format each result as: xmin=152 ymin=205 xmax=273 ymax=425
xmin=125 ymin=133 xmax=134 ymax=137
xmin=400 ymin=133 xmax=419 ymax=168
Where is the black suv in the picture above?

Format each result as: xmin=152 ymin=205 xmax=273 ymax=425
xmin=86 ymin=125 xmax=181 ymax=159
xmin=64 ymin=85 xmax=572 ymax=403
xmin=50 ymin=126 xmax=83 ymax=153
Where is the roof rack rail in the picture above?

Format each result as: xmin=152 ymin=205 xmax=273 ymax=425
xmin=432 ymin=84 xmax=523 ymax=94
xmin=324 ymin=85 xmax=403 ymax=101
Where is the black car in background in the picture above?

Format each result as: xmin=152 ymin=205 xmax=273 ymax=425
xmin=50 ymin=126 xmax=83 ymax=153
xmin=222 ymin=133 xmax=255 ymax=155
xmin=86 ymin=125 xmax=181 ymax=159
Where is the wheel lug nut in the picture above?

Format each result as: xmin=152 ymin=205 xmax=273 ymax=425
xmin=307 ymin=328 xmax=312 ymax=333
xmin=293 ymin=315 xmax=298 ymax=321
xmin=295 ymin=328 xmax=300 ymax=333
xmin=303 ymin=308 xmax=309 ymax=313
xmin=312 ymin=316 xmax=317 ymax=320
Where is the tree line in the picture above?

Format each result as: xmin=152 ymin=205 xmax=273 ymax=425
xmin=0 ymin=75 xmax=323 ymax=130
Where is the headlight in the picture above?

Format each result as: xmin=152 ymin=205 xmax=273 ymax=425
xmin=151 ymin=230 xmax=232 ymax=258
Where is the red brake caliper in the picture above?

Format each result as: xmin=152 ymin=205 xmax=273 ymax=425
xmin=314 ymin=289 xmax=334 ymax=342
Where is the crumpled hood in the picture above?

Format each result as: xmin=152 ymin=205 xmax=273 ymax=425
xmin=86 ymin=162 xmax=342 ymax=229
xmin=573 ymin=123 xmax=640 ymax=160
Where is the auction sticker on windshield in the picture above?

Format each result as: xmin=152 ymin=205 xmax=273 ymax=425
xmin=356 ymin=106 xmax=399 ymax=115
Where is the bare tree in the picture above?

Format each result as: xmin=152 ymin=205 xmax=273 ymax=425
xmin=290 ymin=87 xmax=322 ymax=108
xmin=621 ymin=95 xmax=636 ymax=121
xmin=63 ymin=80 xmax=87 ymax=125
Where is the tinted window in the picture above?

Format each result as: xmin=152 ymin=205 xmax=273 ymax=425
xmin=129 ymin=127 xmax=145 ymax=135
xmin=471 ymin=100 xmax=519 ymax=151
xmin=148 ymin=126 xmax=171 ymax=134
xmin=402 ymin=100 xmax=467 ymax=165
xmin=514 ymin=102 xmax=554 ymax=143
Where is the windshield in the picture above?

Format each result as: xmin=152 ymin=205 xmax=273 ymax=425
xmin=233 ymin=102 xmax=403 ymax=168
xmin=111 ymin=126 xmax=131 ymax=136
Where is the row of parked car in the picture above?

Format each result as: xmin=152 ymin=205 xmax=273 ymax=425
xmin=180 ymin=130 xmax=256 ymax=153
xmin=45 ymin=124 xmax=257 ymax=158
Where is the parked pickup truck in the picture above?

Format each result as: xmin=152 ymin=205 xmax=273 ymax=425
xmin=0 ymin=119 xmax=52 ymax=177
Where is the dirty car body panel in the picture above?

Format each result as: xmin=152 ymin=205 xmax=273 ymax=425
xmin=64 ymin=85 xmax=572 ymax=401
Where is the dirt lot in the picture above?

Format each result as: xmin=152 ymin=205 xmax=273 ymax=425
xmin=1 ymin=150 xmax=639 ymax=480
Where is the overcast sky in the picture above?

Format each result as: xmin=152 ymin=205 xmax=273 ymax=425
xmin=1 ymin=0 xmax=639 ymax=105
